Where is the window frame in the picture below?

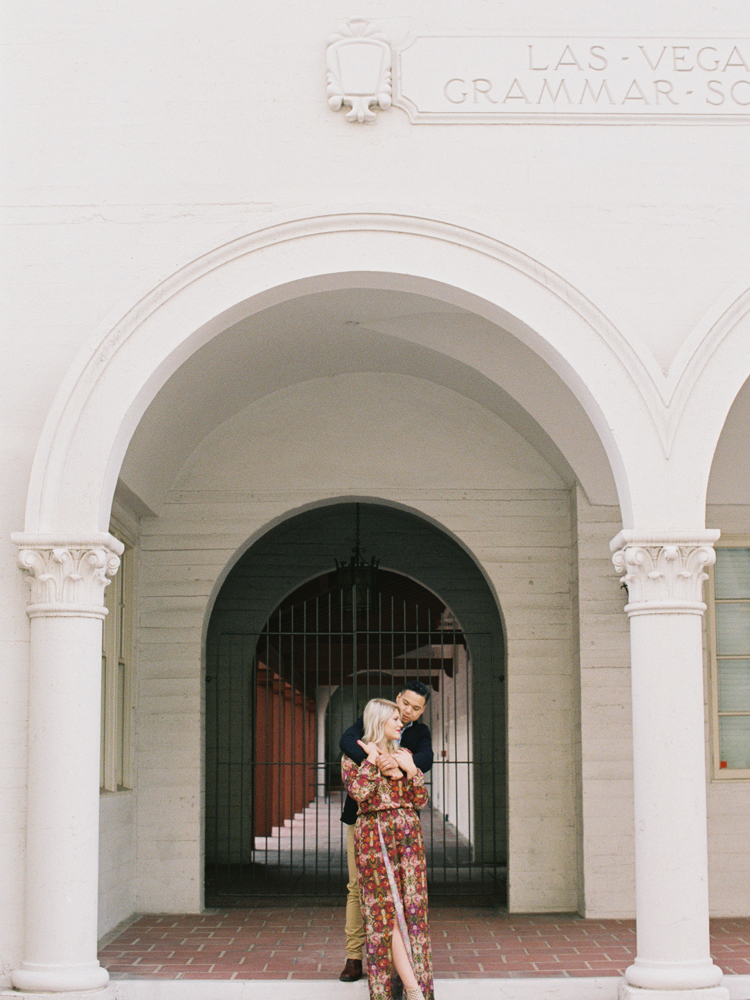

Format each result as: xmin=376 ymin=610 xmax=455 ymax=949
xmin=100 ymin=520 xmax=136 ymax=792
xmin=706 ymin=535 xmax=750 ymax=781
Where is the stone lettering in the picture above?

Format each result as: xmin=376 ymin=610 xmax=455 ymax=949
xmin=622 ymin=79 xmax=649 ymax=103
xmin=724 ymin=46 xmax=750 ymax=72
xmin=473 ymin=78 xmax=498 ymax=103
xmin=538 ymin=78 xmax=574 ymax=103
xmin=654 ymin=80 xmax=678 ymax=104
xmin=639 ymin=45 xmax=667 ymax=71
xmin=672 ymin=46 xmax=694 ymax=71
xmin=398 ymin=35 xmax=750 ymax=120
xmin=696 ymin=46 xmax=720 ymax=72
xmin=579 ymin=79 xmax=615 ymax=104
xmin=554 ymin=45 xmax=583 ymax=71
xmin=503 ymin=78 xmax=530 ymax=103
xmin=444 ymin=78 xmax=468 ymax=103
xmin=706 ymin=80 xmax=725 ymax=104
xmin=528 ymin=45 xmax=549 ymax=70
xmin=589 ymin=45 xmax=607 ymax=70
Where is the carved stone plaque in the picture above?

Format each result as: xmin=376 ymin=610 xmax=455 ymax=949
xmin=327 ymin=19 xmax=392 ymax=123
xmin=393 ymin=36 xmax=750 ymax=123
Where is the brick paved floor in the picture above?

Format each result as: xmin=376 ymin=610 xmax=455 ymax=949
xmin=100 ymin=908 xmax=750 ymax=981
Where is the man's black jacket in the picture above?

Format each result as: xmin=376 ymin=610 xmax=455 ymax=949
xmin=339 ymin=715 xmax=434 ymax=825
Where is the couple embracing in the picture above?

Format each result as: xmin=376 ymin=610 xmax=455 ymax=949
xmin=339 ymin=682 xmax=435 ymax=1000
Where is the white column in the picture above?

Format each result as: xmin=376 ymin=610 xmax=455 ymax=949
xmin=10 ymin=534 xmax=123 ymax=996
xmin=611 ymin=531 xmax=728 ymax=1000
xmin=316 ymin=685 xmax=338 ymax=798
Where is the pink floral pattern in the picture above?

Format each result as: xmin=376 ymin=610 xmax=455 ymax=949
xmin=342 ymin=756 xmax=434 ymax=1000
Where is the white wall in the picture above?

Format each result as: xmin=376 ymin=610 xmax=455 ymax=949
xmin=574 ymin=490 xmax=635 ymax=918
xmin=0 ymin=545 xmax=31 ymax=984
xmin=99 ymin=792 xmax=136 ymax=939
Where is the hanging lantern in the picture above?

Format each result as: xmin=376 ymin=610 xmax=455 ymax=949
xmin=335 ymin=504 xmax=380 ymax=610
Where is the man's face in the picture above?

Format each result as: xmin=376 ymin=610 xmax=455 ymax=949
xmin=396 ymin=689 xmax=427 ymax=725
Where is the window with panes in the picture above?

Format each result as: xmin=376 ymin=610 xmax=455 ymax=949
xmin=708 ymin=545 xmax=750 ymax=777
xmin=101 ymin=536 xmax=133 ymax=791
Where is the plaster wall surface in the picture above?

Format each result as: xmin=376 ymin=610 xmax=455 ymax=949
xmin=575 ymin=492 xmax=634 ymax=918
xmin=99 ymin=792 xmax=137 ymax=940
xmin=0 ymin=529 xmax=37 ymax=974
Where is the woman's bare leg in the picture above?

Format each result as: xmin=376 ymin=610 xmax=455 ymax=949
xmin=390 ymin=920 xmax=418 ymax=991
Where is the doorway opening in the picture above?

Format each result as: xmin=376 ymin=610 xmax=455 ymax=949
xmin=204 ymin=502 xmax=506 ymax=905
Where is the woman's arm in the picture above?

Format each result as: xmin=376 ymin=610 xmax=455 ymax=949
xmin=341 ymin=755 xmax=381 ymax=802
xmin=406 ymin=769 xmax=429 ymax=810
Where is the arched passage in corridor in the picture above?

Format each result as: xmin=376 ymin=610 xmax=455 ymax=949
xmin=204 ymin=501 xmax=506 ymax=904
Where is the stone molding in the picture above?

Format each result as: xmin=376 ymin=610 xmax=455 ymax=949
xmin=12 ymin=533 xmax=124 ymax=618
xmin=610 ymin=529 xmax=720 ymax=615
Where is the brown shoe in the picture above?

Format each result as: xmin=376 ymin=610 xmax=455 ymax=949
xmin=339 ymin=958 xmax=363 ymax=982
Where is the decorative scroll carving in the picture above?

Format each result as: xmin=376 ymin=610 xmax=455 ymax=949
xmin=327 ymin=19 xmax=392 ymax=123
xmin=14 ymin=534 xmax=124 ymax=617
xmin=610 ymin=530 xmax=720 ymax=613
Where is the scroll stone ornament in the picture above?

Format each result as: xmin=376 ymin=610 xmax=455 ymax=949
xmin=610 ymin=530 xmax=720 ymax=613
xmin=327 ymin=19 xmax=392 ymax=123
xmin=14 ymin=535 xmax=123 ymax=617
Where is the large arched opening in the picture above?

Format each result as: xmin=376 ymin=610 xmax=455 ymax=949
xmin=204 ymin=502 xmax=507 ymax=904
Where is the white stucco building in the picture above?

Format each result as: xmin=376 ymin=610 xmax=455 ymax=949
xmin=2 ymin=2 xmax=750 ymax=999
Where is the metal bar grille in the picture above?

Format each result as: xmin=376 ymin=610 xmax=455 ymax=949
xmin=205 ymin=576 xmax=506 ymax=905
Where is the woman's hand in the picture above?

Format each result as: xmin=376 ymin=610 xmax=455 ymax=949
xmin=357 ymin=739 xmax=381 ymax=765
xmin=393 ymin=748 xmax=417 ymax=777
xmin=380 ymin=763 xmax=404 ymax=779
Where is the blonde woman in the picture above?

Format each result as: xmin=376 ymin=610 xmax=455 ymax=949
xmin=341 ymin=698 xmax=434 ymax=1000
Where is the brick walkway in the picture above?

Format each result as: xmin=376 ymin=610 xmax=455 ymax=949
xmin=100 ymin=908 xmax=750 ymax=981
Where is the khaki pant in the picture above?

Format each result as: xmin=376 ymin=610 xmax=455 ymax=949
xmin=344 ymin=823 xmax=366 ymax=959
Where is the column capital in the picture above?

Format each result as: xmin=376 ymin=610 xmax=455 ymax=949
xmin=610 ymin=529 xmax=721 ymax=615
xmin=12 ymin=532 xmax=124 ymax=619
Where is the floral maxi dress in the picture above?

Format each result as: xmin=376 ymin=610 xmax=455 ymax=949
xmin=341 ymin=755 xmax=434 ymax=1000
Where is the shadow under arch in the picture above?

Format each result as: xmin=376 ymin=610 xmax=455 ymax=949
xmin=199 ymin=492 xmax=508 ymax=643
xmin=205 ymin=501 xmax=507 ymax=904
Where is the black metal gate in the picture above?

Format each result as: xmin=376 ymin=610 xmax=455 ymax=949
xmin=205 ymin=570 xmax=506 ymax=905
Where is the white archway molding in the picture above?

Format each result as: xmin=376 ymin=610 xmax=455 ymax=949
xmin=666 ymin=269 xmax=750 ymax=411
xmin=26 ymin=210 xmax=682 ymax=534
xmin=667 ymin=277 xmax=750 ymax=503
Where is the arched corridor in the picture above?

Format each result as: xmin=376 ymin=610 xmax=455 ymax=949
xmin=205 ymin=502 xmax=506 ymax=903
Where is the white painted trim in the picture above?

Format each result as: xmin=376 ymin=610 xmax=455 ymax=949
xmin=92 ymin=976 xmax=750 ymax=1000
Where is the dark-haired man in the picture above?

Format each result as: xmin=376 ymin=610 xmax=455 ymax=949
xmin=337 ymin=681 xmax=433 ymax=984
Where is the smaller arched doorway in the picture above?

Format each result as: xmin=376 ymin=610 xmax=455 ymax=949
xmin=204 ymin=502 xmax=507 ymax=905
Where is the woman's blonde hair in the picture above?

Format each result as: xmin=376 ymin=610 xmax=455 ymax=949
xmin=362 ymin=698 xmax=400 ymax=752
